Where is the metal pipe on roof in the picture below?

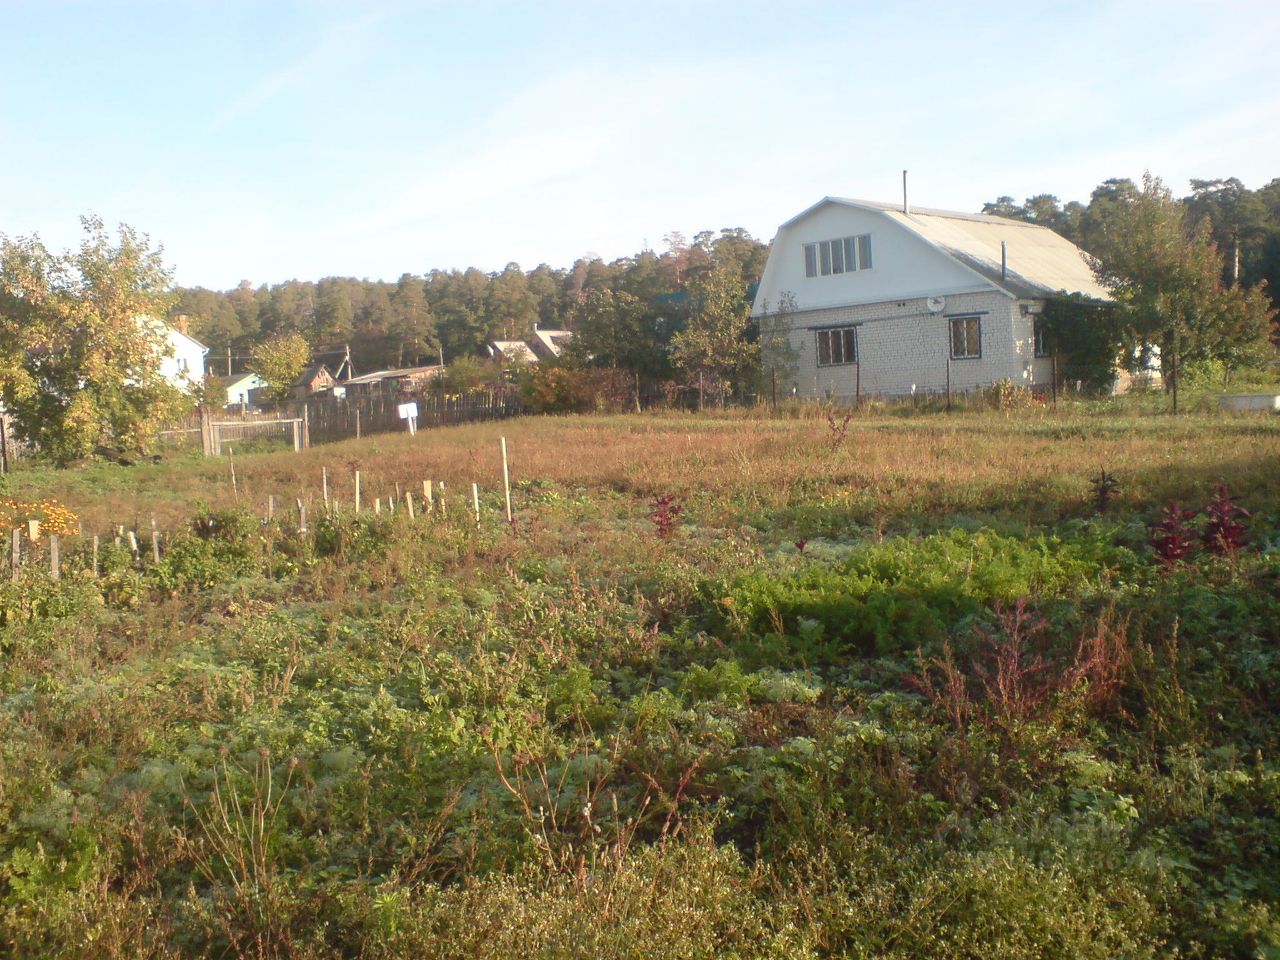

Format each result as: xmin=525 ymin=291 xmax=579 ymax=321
xmin=902 ymin=170 xmax=909 ymax=215
xmin=1001 ymin=241 xmax=1007 ymax=280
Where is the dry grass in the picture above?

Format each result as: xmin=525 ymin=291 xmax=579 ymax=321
xmin=11 ymin=407 xmax=1280 ymax=537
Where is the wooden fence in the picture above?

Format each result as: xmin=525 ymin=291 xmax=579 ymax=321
xmin=154 ymin=388 xmax=522 ymax=456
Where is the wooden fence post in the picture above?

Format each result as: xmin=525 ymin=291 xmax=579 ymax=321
xmin=302 ymin=405 xmax=311 ymax=449
xmin=200 ymin=404 xmax=214 ymax=456
xmin=50 ymin=535 xmax=60 ymax=580
xmin=406 ymin=492 xmax=415 ymax=519
xmin=11 ymin=528 xmax=19 ymax=580
xmin=500 ymin=437 xmax=512 ymax=523
xmin=472 ymin=483 xmax=481 ymax=528
xmin=297 ymin=498 xmax=307 ymax=533
xmin=92 ymin=535 xmax=99 ymax=578
xmin=354 ymin=470 xmax=362 ymax=513
xmin=322 ymin=467 xmax=330 ymax=514
xmin=151 ymin=529 xmax=161 ymax=564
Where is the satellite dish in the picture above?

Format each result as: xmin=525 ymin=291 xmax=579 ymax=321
xmin=926 ymin=296 xmax=946 ymax=314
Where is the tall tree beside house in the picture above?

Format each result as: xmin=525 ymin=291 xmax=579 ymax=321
xmin=671 ymin=263 xmax=758 ymax=404
xmin=388 ymin=273 xmax=437 ymax=367
xmin=0 ymin=216 xmax=188 ymax=464
xmin=1091 ymin=173 xmax=1276 ymax=396
xmin=248 ymin=332 xmax=310 ymax=401
xmin=566 ymin=287 xmax=672 ymax=380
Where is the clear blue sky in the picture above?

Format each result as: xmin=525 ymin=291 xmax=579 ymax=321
xmin=3 ymin=0 xmax=1277 ymax=289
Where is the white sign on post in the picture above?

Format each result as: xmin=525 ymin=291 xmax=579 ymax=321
xmin=398 ymin=402 xmax=419 ymax=436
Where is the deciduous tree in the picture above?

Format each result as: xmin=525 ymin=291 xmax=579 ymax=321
xmin=249 ymin=332 xmax=310 ymax=401
xmin=0 ymin=216 xmax=187 ymax=463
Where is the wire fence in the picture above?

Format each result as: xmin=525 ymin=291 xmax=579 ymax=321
xmin=153 ymin=388 xmax=523 ymax=455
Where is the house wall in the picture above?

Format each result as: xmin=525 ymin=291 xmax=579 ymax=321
xmin=753 ymin=203 xmax=994 ymax=318
xmin=159 ymin=330 xmax=206 ymax=390
xmin=776 ymin=291 xmax=1029 ymax=399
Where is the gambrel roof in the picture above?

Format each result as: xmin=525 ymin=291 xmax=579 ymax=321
xmin=777 ymin=197 xmax=1109 ymax=301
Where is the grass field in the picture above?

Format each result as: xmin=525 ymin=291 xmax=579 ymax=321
xmin=2 ymin=404 xmax=1280 ymax=957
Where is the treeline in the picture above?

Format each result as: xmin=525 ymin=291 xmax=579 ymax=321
xmin=983 ymin=176 xmax=1280 ymax=295
xmin=174 ymin=175 xmax=1280 ymax=385
xmin=175 ymin=229 xmax=768 ymax=378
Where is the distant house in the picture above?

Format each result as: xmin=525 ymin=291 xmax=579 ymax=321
xmin=292 ymin=363 xmax=335 ymax=399
xmin=155 ymin=320 xmax=208 ymax=391
xmin=341 ymin=364 xmax=445 ymax=396
xmin=223 ymin=372 xmax=268 ymax=410
xmin=531 ymin=325 xmax=574 ymax=360
xmin=487 ymin=341 xmax=539 ymax=365
xmin=751 ymin=197 xmax=1110 ymax=400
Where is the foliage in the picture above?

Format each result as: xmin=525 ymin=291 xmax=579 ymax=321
xmin=0 ymin=497 xmax=78 ymax=535
xmin=440 ymin=354 xmax=499 ymax=394
xmin=248 ymin=332 xmax=311 ymax=401
xmin=519 ymin=362 xmax=636 ymax=414
xmin=670 ymin=263 xmax=758 ymax=403
xmin=0 ymin=216 xmax=188 ymax=463
xmin=1149 ymin=501 xmax=1199 ymax=566
xmin=982 ymin=378 xmax=1036 ymax=410
xmin=649 ymin=494 xmax=683 ymax=538
xmin=1 ymin=410 xmax=1280 ymax=956
xmin=1202 ymin=483 xmax=1250 ymax=555
xmin=1089 ymin=174 xmax=1276 ymax=385
xmin=1091 ymin=469 xmax=1120 ymax=514
xmin=1040 ymin=292 xmax=1126 ymax=392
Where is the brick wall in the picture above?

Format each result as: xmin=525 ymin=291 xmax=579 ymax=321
xmin=774 ymin=291 xmax=1035 ymax=399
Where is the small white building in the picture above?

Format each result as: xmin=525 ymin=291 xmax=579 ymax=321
xmin=751 ymin=198 xmax=1109 ymax=400
xmin=224 ymin=372 xmax=268 ymax=409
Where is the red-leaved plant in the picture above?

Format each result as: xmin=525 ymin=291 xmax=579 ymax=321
xmin=1149 ymin=501 xmax=1199 ymax=566
xmin=650 ymin=495 xmax=683 ymax=539
xmin=1202 ymin=483 xmax=1250 ymax=556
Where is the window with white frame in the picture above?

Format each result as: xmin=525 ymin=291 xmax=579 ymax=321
xmin=950 ymin=316 xmax=981 ymax=360
xmin=803 ymin=234 xmax=872 ymax=278
xmin=1033 ymin=317 xmax=1051 ymax=357
xmin=816 ymin=325 xmax=858 ymax=366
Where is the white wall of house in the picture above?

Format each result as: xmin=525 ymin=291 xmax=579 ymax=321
xmin=775 ymin=291 xmax=1037 ymax=400
xmin=225 ymin=373 xmax=267 ymax=408
xmin=753 ymin=203 xmax=993 ymax=318
xmin=157 ymin=325 xmax=207 ymax=390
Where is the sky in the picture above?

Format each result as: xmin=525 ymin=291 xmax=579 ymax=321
xmin=3 ymin=0 xmax=1279 ymax=290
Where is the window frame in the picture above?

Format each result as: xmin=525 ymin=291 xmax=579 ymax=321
xmin=815 ymin=325 xmax=859 ymax=367
xmin=802 ymin=234 xmax=873 ymax=279
xmin=949 ymin=315 xmax=982 ymax=360
xmin=1033 ymin=317 xmax=1052 ymax=358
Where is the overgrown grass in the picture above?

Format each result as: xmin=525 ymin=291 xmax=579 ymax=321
xmin=1 ymin=403 xmax=1279 ymax=957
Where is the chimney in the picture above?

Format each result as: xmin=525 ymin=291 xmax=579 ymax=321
xmin=173 ymin=313 xmax=190 ymax=335
xmin=1000 ymin=242 xmax=1008 ymax=280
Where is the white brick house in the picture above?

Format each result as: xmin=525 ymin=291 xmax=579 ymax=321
xmin=751 ymin=198 xmax=1109 ymax=400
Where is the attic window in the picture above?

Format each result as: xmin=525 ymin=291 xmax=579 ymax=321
xmin=803 ymin=234 xmax=872 ymax=278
